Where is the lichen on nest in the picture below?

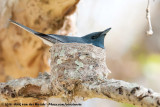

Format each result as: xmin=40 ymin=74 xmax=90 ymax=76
xmin=50 ymin=43 xmax=111 ymax=102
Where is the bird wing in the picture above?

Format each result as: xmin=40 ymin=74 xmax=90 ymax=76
xmin=47 ymin=34 xmax=84 ymax=43
xmin=10 ymin=20 xmax=86 ymax=45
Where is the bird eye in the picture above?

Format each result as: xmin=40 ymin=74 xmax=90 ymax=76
xmin=91 ymin=36 xmax=97 ymax=39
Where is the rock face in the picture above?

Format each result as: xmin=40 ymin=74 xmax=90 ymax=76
xmin=0 ymin=0 xmax=79 ymax=82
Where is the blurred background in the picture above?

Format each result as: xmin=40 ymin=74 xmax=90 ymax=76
xmin=0 ymin=0 xmax=160 ymax=107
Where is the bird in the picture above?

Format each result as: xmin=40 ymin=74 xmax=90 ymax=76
xmin=9 ymin=20 xmax=111 ymax=49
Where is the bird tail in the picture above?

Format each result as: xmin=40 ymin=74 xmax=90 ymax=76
xmin=9 ymin=19 xmax=39 ymax=35
xmin=9 ymin=20 xmax=63 ymax=46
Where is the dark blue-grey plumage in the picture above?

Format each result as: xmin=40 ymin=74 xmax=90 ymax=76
xmin=10 ymin=20 xmax=111 ymax=49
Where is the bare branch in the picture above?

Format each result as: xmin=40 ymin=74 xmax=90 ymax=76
xmin=81 ymin=79 xmax=160 ymax=107
xmin=0 ymin=43 xmax=160 ymax=107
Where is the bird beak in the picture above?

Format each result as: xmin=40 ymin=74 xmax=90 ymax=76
xmin=102 ymin=28 xmax=111 ymax=35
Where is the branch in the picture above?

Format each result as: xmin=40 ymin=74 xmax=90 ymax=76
xmin=0 ymin=43 xmax=160 ymax=107
xmin=81 ymin=79 xmax=160 ymax=107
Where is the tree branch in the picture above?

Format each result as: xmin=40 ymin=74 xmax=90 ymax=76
xmin=0 ymin=43 xmax=160 ymax=107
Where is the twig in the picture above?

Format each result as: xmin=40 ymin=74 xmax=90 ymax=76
xmin=146 ymin=0 xmax=153 ymax=36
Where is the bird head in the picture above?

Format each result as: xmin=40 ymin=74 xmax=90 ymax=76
xmin=82 ymin=28 xmax=111 ymax=49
